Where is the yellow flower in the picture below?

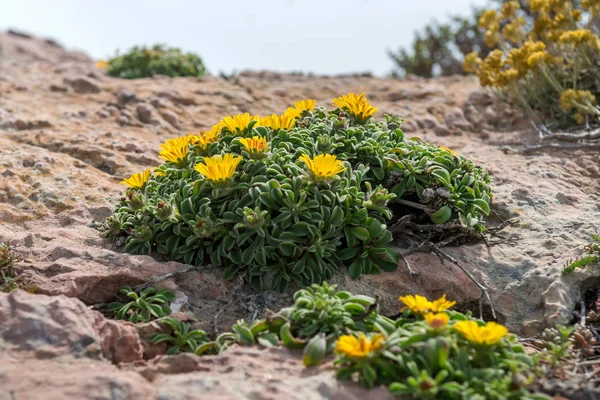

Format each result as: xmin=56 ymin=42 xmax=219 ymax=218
xmin=526 ymin=51 xmax=551 ymax=67
xmin=239 ymin=136 xmax=268 ymax=156
xmin=260 ymin=114 xmax=296 ymax=130
xmin=462 ymin=51 xmax=481 ymax=73
xmin=219 ymin=113 xmax=260 ymax=134
xmin=476 ymin=50 xmax=507 ymax=87
xmin=283 ymin=99 xmax=317 ymax=119
xmin=399 ymin=294 xmax=455 ymax=314
xmin=399 ymin=294 xmax=433 ymax=315
xmin=558 ymin=29 xmax=600 ymax=50
xmin=194 ymin=154 xmax=242 ymax=184
xmin=158 ymin=135 xmax=194 ymax=164
xmin=453 ymin=320 xmax=509 ymax=346
xmin=191 ymin=129 xmax=219 ymax=149
xmin=424 ymin=313 xmax=450 ymax=329
xmin=120 ymin=169 xmax=151 ymax=189
xmin=560 ymin=89 xmax=597 ymax=112
xmin=501 ymin=17 xmax=527 ymax=44
xmin=501 ymin=1 xmax=520 ymax=19
xmin=335 ymin=333 xmax=384 ymax=358
xmin=430 ymin=294 xmax=456 ymax=312
xmin=96 ymin=60 xmax=109 ymax=69
xmin=299 ymin=154 xmax=346 ymax=181
xmin=332 ymin=93 xmax=378 ymax=121
xmin=439 ymin=146 xmax=458 ymax=156
xmin=153 ymin=168 xmax=167 ymax=177
xmin=582 ymin=0 xmax=600 ymax=14
xmin=479 ymin=10 xmax=500 ymax=31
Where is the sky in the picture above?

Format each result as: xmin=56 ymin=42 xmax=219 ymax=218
xmin=1 ymin=0 xmax=487 ymax=76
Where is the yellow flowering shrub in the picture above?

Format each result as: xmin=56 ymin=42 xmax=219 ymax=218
xmin=464 ymin=0 xmax=600 ymax=126
xmin=106 ymin=94 xmax=492 ymax=291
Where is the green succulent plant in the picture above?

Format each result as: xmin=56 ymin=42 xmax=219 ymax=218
xmin=0 ymin=243 xmax=20 ymax=293
xmin=150 ymin=317 xmax=210 ymax=355
xmin=107 ymin=286 xmax=175 ymax=322
xmin=104 ymin=44 xmax=207 ymax=79
xmin=104 ymin=95 xmax=492 ymax=291
xmin=563 ymin=234 xmax=600 ymax=274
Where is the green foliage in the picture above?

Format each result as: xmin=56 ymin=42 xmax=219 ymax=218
xmin=148 ymin=283 xmax=549 ymax=398
xmin=150 ymin=317 xmax=210 ymax=355
xmin=106 ymin=44 xmax=207 ymax=79
xmin=388 ymin=7 xmax=492 ymax=78
xmin=336 ymin=315 xmax=548 ymax=399
xmin=563 ymin=234 xmax=600 ymax=274
xmin=107 ymin=286 xmax=175 ymax=322
xmin=1 ymin=243 xmax=21 ymax=293
xmin=105 ymin=101 xmax=492 ymax=291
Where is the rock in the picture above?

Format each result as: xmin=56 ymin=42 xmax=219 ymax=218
xmin=444 ymin=106 xmax=473 ymax=131
xmin=126 ymin=346 xmax=394 ymax=400
xmin=0 ymin=290 xmax=143 ymax=363
xmin=64 ymin=76 xmax=100 ymax=94
xmin=434 ymin=125 xmax=452 ymax=136
xmin=116 ymin=89 xmax=140 ymax=106
xmin=416 ymin=115 xmax=438 ymax=129
xmin=160 ymin=110 xmax=179 ymax=127
xmin=136 ymin=103 xmax=160 ymax=125
xmin=148 ymin=96 xmax=168 ymax=108
xmin=49 ymin=84 xmax=67 ymax=92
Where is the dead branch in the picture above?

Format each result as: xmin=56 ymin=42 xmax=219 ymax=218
xmin=399 ymin=252 xmax=420 ymax=277
xmin=133 ymin=264 xmax=210 ymax=292
xmin=533 ymin=122 xmax=600 ymax=142
xmin=517 ymin=143 xmax=600 ymax=154
xmin=395 ymin=199 xmax=433 ymax=213
xmin=429 ymin=243 xmax=496 ymax=320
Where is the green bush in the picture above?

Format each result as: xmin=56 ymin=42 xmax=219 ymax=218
xmin=103 ymin=44 xmax=206 ymax=79
xmin=104 ymin=94 xmax=492 ymax=291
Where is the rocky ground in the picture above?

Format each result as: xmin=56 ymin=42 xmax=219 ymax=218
xmin=1 ymin=30 xmax=599 ymax=399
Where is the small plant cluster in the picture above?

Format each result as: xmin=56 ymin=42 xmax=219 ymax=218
xmin=150 ymin=283 xmax=550 ymax=399
xmin=464 ymin=0 xmax=600 ymax=126
xmin=104 ymin=94 xmax=492 ymax=291
xmin=1 ymin=243 xmax=22 ymax=293
xmin=107 ymin=286 xmax=176 ymax=322
xmin=563 ymin=234 xmax=600 ymax=274
xmin=98 ymin=45 xmax=207 ymax=79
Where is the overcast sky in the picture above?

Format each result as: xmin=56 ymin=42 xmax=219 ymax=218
xmin=1 ymin=0 xmax=487 ymax=76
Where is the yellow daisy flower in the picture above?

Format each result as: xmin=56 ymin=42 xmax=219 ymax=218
xmin=430 ymin=294 xmax=456 ymax=313
xmin=299 ymin=154 xmax=346 ymax=181
xmin=399 ymin=294 xmax=433 ymax=315
xmin=239 ymin=136 xmax=268 ymax=156
xmin=283 ymin=99 xmax=317 ymax=119
xmin=219 ymin=113 xmax=260 ymax=134
xmin=120 ymin=169 xmax=151 ymax=189
xmin=424 ymin=313 xmax=450 ymax=329
xmin=453 ymin=320 xmax=509 ymax=346
xmin=332 ymin=93 xmax=378 ymax=121
xmin=260 ymin=114 xmax=296 ymax=130
xmin=194 ymin=154 xmax=242 ymax=184
xmin=192 ymin=129 xmax=219 ymax=149
xmin=158 ymin=135 xmax=194 ymax=164
xmin=439 ymin=146 xmax=458 ymax=156
xmin=335 ymin=333 xmax=384 ymax=358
